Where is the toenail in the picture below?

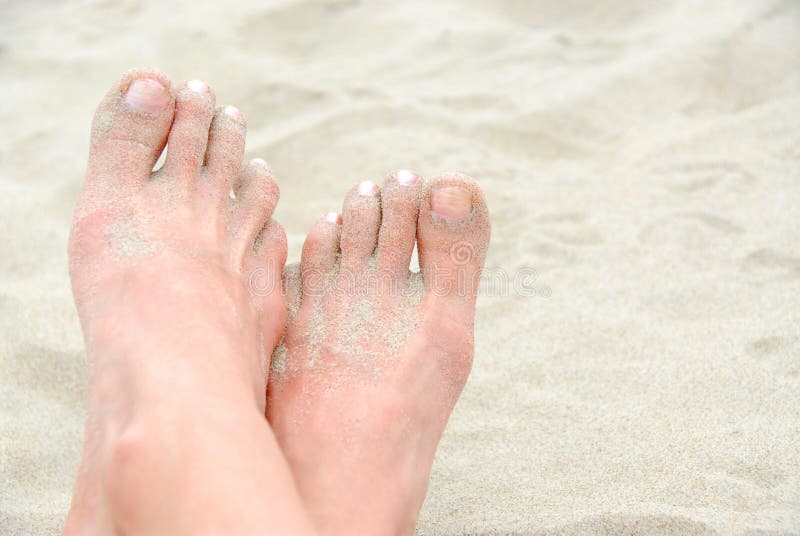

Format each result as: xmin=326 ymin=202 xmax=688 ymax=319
xmin=326 ymin=212 xmax=343 ymax=224
xmin=224 ymin=105 xmax=243 ymax=121
xmin=124 ymin=78 xmax=170 ymax=113
xmin=396 ymin=169 xmax=417 ymax=186
xmin=431 ymin=186 xmax=473 ymax=220
xmin=250 ymin=157 xmax=269 ymax=168
xmin=186 ymin=79 xmax=209 ymax=94
xmin=358 ymin=180 xmax=379 ymax=196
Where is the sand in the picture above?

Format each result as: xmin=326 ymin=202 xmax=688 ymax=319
xmin=1 ymin=0 xmax=799 ymax=534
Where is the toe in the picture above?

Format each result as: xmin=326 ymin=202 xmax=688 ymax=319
xmin=339 ymin=180 xmax=381 ymax=274
xmin=300 ymin=213 xmax=342 ymax=299
xmin=253 ymin=219 xmax=289 ymax=272
xmin=375 ymin=170 xmax=423 ymax=281
xmin=159 ymin=79 xmax=216 ymax=182
xmin=417 ymin=173 xmax=490 ymax=307
xmin=87 ymin=68 xmax=175 ymax=185
xmin=203 ymin=105 xmax=247 ymax=194
xmin=242 ymin=219 xmax=288 ymax=390
xmin=244 ymin=219 xmax=288 ymax=313
xmin=228 ymin=159 xmax=280 ymax=267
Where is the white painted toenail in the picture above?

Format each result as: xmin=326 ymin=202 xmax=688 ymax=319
xmin=125 ymin=78 xmax=170 ymax=113
xmin=358 ymin=180 xmax=378 ymax=196
xmin=396 ymin=169 xmax=417 ymax=186
xmin=250 ymin=158 xmax=268 ymax=167
xmin=326 ymin=212 xmax=342 ymax=224
xmin=224 ymin=105 xmax=243 ymax=120
xmin=186 ymin=79 xmax=209 ymax=94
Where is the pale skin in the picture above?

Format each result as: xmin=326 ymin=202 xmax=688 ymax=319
xmin=64 ymin=69 xmax=490 ymax=535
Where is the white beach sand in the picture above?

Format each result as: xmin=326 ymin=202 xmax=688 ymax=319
xmin=1 ymin=0 xmax=799 ymax=533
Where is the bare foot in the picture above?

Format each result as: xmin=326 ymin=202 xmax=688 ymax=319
xmin=267 ymin=171 xmax=491 ymax=535
xmin=65 ymin=69 xmax=311 ymax=535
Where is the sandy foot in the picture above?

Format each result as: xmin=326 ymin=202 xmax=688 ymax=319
xmin=267 ymin=170 xmax=491 ymax=535
xmin=64 ymin=69 xmax=310 ymax=535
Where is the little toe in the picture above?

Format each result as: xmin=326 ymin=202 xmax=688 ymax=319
xmin=375 ymin=170 xmax=423 ymax=281
xmin=228 ymin=159 xmax=280 ymax=267
xmin=253 ymin=219 xmax=289 ymax=274
xmin=417 ymin=173 xmax=491 ymax=307
xmin=245 ymin=219 xmax=288 ymax=314
xmin=300 ymin=213 xmax=342 ymax=300
xmin=203 ymin=105 xmax=247 ymax=194
xmin=242 ymin=219 xmax=288 ymax=389
xmin=159 ymin=79 xmax=216 ymax=182
xmin=339 ymin=180 xmax=381 ymax=274
xmin=87 ymin=68 xmax=175 ymax=186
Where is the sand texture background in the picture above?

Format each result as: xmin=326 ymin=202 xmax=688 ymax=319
xmin=1 ymin=0 xmax=799 ymax=534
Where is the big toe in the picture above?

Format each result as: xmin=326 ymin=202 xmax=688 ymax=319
xmin=417 ymin=173 xmax=491 ymax=308
xmin=87 ymin=69 xmax=176 ymax=188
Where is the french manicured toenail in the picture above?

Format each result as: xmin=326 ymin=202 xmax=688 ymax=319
xmin=431 ymin=186 xmax=473 ymax=219
xmin=224 ymin=105 xmax=243 ymax=120
xmin=125 ymin=78 xmax=170 ymax=113
xmin=396 ymin=169 xmax=417 ymax=186
xmin=358 ymin=180 xmax=378 ymax=196
xmin=326 ymin=212 xmax=342 ymax=224
xmin=250 ymin=157 xmax=268 ymax=167
xmin=186 ymin=79 xmax=209 ymax=94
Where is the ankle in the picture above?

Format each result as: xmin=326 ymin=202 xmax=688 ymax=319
xmin=100 ymin=399 xmax=282 ymax=534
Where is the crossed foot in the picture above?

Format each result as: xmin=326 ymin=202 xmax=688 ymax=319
xmin=64 ymin=69 xmax=490 ymax=535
